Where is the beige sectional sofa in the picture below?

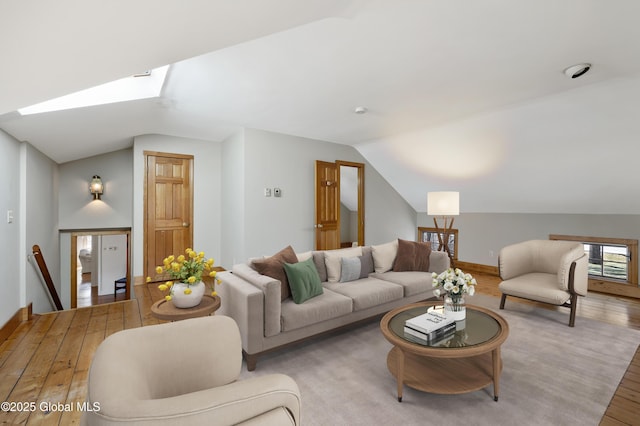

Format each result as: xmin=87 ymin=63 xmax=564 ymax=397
xmin=217 ymin=239 xmax=450 ymax=370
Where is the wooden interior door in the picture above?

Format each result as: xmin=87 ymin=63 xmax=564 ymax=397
xmin=315 ymin=160 xmax=340 ymax=250
xmin=144 ymin=152 xmax=194 ymax=280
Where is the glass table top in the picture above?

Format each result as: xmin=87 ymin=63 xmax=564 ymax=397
xmin=389 ymin=305 xmax=501 ymax=348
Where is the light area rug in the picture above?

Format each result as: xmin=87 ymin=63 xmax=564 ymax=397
xmin=239 ymin=294 xmax=640 ymax=426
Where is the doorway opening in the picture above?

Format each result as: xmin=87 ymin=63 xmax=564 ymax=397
xmin=70 ymin=230 xmax=131 ymax=308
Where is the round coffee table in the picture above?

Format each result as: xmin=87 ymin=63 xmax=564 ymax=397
xmin=151 ymin=294 xmax=221 ymax=321
xmin=380 ymin=302 xmax=509 ymax=402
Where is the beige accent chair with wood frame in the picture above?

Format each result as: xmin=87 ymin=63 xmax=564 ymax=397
xmin=82 ymin=316 xmax=300 ymax=426
xmin=498 ymin=240 xmax=588 ymax=327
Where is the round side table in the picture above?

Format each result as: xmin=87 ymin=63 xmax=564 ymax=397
xmin=151 ymin=294 xmax=221 ymax=321
xmin=380 ymin=302 xmax=509 ymax=402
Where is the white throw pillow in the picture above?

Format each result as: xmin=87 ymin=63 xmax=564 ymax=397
xmin=371 ymin=240 xmax=399 ymax=273
xmin=324 ymin=247 xmax=363 ymax=282
xmin=296 ymin=251 xmax=313 ymax=262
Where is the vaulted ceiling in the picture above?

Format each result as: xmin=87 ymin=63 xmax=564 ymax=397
xmin=2 ymin=0 xmax=640 ymax=214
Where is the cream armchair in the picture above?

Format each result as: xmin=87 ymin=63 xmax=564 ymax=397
xmin=498 ymin=239 xmax=588 ymax=327
xmin=82 ymin=316 xmax=301 ymax=426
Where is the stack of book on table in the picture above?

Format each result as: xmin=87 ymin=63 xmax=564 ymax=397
xmin=404 ymin=309 xmax=456 ymax=344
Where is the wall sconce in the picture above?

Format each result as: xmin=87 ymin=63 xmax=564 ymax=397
xmin=427 ymin=191 xmax=459 ymax=265
xmin=89 ymin=175 xmax=104 ymax=200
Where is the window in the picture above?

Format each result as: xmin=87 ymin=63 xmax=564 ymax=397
xmin=550 ymin=235 xmax=638 ymax=285
xmin=18 ymin=65 xmax=169 ymax=115
xmin=585 ymin=243 xmax=628 ymax=281
xmin=418 ymin=227 xmax=458 ymax=260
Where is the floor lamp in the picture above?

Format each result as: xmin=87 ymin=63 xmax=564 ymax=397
xmin=427 ymin=191 xmax=459 ymax=267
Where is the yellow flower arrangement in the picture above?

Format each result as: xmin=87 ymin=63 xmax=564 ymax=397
xmin=147 ymin=248 xmax=222 ymax=301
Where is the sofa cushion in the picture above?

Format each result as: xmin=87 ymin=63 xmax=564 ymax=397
xmin=284 ymin=257 xmax=324 ymax=304
xmin=371 ymin=271 xmax=433 ymax=297
xmin=371 ymin=240 xmax=398 ymax=273
xmin=324 ymin=247 xmax=363 ymax=282
xmin=324 ymin=277 xmax=403 ymax=311
xmin=359 ymin=247 xmax=374 ymax=279
xmin=280 ymin=289 xmax=353 ymax=332
xmin=252 ymin=245 xmax=298 ymax=301
xmin=393 ymin=239 xmax=431 ymax=272
xmin=499 ymin=272 xmax=572 ymax=305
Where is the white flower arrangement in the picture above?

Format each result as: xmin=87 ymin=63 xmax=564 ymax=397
xmin=432 ymin=268 xmax=477 ymax=302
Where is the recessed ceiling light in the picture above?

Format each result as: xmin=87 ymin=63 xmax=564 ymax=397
xmin=354 ymin=106 xmax=368 ymax=114
xmin=564 ymin=63 xmax=591 ymax=79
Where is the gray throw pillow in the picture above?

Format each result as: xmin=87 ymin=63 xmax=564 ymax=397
xmin=312 ymin=251 xmax=328 ymax=282
xmin=359 ymin=246 xmax=374 ymax=278
xmin=340 ymin=257 xmax=362 ymax=283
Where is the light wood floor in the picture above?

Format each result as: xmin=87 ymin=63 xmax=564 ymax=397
xmin=77 ymin=273 xmax=128 ymax=308
xmin=0 ymin=274 xmax=638 ymax=425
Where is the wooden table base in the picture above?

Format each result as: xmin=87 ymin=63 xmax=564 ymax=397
xmin=387 ymin=347 xmax=502 ymax=401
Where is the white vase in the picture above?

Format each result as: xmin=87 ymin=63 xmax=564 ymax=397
xmin=444 ymin=295 xmax=466 ymax=322
xmin=171 ymin=281 xmax=205 ymax=308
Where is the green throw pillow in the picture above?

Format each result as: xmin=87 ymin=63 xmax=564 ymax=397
xmin=283 ymin=257 xmax=323 ymax=304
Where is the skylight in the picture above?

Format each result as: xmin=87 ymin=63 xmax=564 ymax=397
xmin=18 ymin=65 xmax=169 ymax=115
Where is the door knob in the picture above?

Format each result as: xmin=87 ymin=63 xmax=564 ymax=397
xmin=182 ymin=222 xmax=190 ymax=227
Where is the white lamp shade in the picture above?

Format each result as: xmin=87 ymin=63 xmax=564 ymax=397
xmin=427 ymin=191 xmax=459 ymax=216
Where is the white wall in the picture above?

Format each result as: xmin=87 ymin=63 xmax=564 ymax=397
xmin=133 ymin=134 xmax=222 ymax=277
xmin=358 ymin=75 xmax=640 ymax=215
xmin=24 ymin=143 xmax=60 ymax=314
xmin=418 ymin=212 xmax=640 ymax=272
xmin=241 ymin=128 xmax=416 ymax=259
xmin=57 ymin=149 xmax=133 ymax=308
xmin=58 ymin=149 xmax=133 ymax=230
xmin=364 ymin=159 xmax=417 ymax=244
xmin=1 ymin=139 xmax=60 ymax=318
xmin=97 ymin=234 xmax=127 ymax=295
xmin=0 ymin=130 xmax=21 ymax=325
xmin=221 ymin=130 xmax=246 ymax=267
